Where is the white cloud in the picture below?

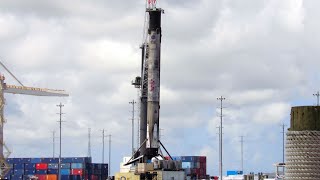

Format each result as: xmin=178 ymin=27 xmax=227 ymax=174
xmin=253 ymin=102 xmax=291 ymax=124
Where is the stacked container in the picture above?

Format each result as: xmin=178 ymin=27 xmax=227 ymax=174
xmin=5 ymin=157 xmax=108 ymax=180
xmin=165 ymin=156 xmax=207 ymax=179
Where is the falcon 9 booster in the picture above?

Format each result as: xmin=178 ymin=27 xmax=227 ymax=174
xmin=145 ymin=8 xmax=162 ymax=159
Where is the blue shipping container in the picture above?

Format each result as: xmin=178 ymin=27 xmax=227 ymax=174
xmin=93 ymin=169 xmax=101 ymax=175
xmin=8 ymin=169 xmax=14 ymax=175
xmin=48 ymin=163 xmax=59 ymax=169
xmin=30 ymin=158 xmax=42 ymax=163
xmin=61 ymin=169 xmax=71 ymax=175
xmin=19 ymin=158 xmax=31 ymax=163
xmin=14 ymin=169 xmax=24 ymax=175
xmin=23 ymin=175 xmax=36 ymax=180
xmin=70 ymin=175 xmax=81 ymax=180
xmin=24 ymin=163 xmax=35 ymax=169
xmin=61 ymin=175 xmax=70 ymax=180
xmin=172 ymin=156 xmax=182 ymax=161
xmin=14 ymin=163 xmax=24 ymax=169
xmin=48 ymin=169 xmax=59 ymax=174
xmin=42 ymin=158 xmax=59 ymax=163
xmin=227 ymin=170 xmax=243 ymax=176
xmin=11 ymin=175 xmax=22 ymax=180
xmin=6 ymin=158 xmax=14 ymax=164
xmin=61 ymin=163 xmax=71 ymax=169
xmin=71 ymin=157 xmax=86 ymax=163
xmin=36 ymin=170 xmax=47 ymax=175
xmin=61 ymin=158 xmax=74 ymax=163
xmin=101 ymin=164 xmax=108 ymax=170
xmin=71 ymin=163 xmax=83 ymax=169
xmin=24 ymin=169 xmax=35 ymax=175
xmin=93 ymin=164 xmax=102 ymax=169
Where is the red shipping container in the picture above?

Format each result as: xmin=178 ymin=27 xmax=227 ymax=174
xmin=71 ymin=169 xmax=83 ymax=175
xmin=35 ymin=175 xmax=46 ymax=180
xmin=195 ymin=168 xmax=201 ymax=175
xmin=199 ymin=156 xmax=206 ymax=163
xmin=200 ymin=162 xmax=206 ymax=169
xmin=91 ymin=175 xmax=98 ymax=180
xmin=199 ymin=168 xmax=206 ymax=176
xmin=36 ymin=163 xmax=48 ymax=170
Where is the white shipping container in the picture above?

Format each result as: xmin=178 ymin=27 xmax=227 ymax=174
xmin=158 ymin=171 xmax=185 ymax=180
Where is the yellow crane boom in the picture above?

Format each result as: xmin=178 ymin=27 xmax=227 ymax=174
xmin=4 ymin=84 xmax=68 ymax=96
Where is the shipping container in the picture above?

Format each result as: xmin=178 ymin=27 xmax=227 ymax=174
xmin=36 ymin=169 xmax=47 ymax=174
xmin=35 ymin=175 xmax=46 ymax=180
xmin=4 ymin=174 xmax=11 ymax=180
xmin=71 ymin=163 xmax=83 ymax=169
xmin=6 ymin=158 xmax=14 ymax=164
xmin=92 ymin=164 xmax=102 ymax=170
xmin=31 ymin=158 xmax=42 ymax=163
xmin=47 ymin=174 xmax=57 ymax=180
xmin=61 ymin=175 xmax=70 ymax=180
xmin=182 ymin=162 xmax=191 ymax=169
xmin=42 ymin=158 xmax=59 ymax=163
xmin=71 ymin=169 xmax=83 ymax=175
xmin=24 ymin=169 xmax=35 ymax=175
xmin=199 ymin=156 xmax=206 ymax=163
xmin=48 ymin=163 xmax=59 ymax=169
xmin=22 ymin=175 xmax=33 ymax=180
xmin=19 ymin=158 xmax=31 ymax=163
xmin=61 ymin=157 xmax=88 ymax=163
xmin=61 ymin=163 xmax=71 ymax=169
xmin=10 ymin=175 xmax=22 ymax=180
xmin=24 ymin=163 xmax=36 ymax=169
xmin=185 ymin=168 xmax=191 ymax=175
xmin=61 ymin=169 xmax=71 ymax=175
xmin=89 ymin=175 xmax=98 ymax=180
xmin=227 ymin=170 xmax=243 ymax=176
xmin=48 ymin=169 xmax=59 ymax=174
xmin=70 ymin=175 xmax=82 ymax=180
xmin=14 ymin=169 xmax=24 ymax=175
xmin=36 ymin=163 xmax=48 ymax=170
xmin=7 ymin=169 xmax=14 ymax=175
xmin=93 ymin=169 xmax=101 ymax=175
xmin=14 ymin=163 xmax=24 ymax=169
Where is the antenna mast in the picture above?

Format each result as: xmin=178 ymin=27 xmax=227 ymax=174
xmin=88 ymin=128 xmax=91 ymax=157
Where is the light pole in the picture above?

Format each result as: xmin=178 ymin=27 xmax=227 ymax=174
xmin=129 ymin=100 xmax=136 ymax=155
xmin=56 ymin=103 xmax=64 ymax=180
xmin=217 ymin=96 xmax=225 ymax=180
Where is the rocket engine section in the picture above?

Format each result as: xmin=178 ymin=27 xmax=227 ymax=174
xmin=146 ymin=8 xmax=162 ymax=158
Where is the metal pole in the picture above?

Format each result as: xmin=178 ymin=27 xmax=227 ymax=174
xmin=129 ymin=100 xmax=136 ymax=156
xmin=52 ymin=131 xmax=55 ymax=158
xmin=217 ymin=96 xmax=225 ymax=180
xmin=108 ymin=134 xmax=111 ymax=178
xmin=281 ymin=123 xmax=286 ymax=175
xmin=102 ymin=129 xmax=105 ymax=163
xmin=240 ymin=136 xmax=244 ymax=172
xmin=88 ymin=128 xmax=91 ymax=157
xmin=56 ymin=102 xmax=64 ymax=180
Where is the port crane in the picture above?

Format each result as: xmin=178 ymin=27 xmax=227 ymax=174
xmin=0 ymin=61 xmax=68 ymax=177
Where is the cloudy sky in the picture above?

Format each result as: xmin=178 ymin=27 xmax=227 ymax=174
xmin=0 ymin=0 xmax=319 ymax=176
